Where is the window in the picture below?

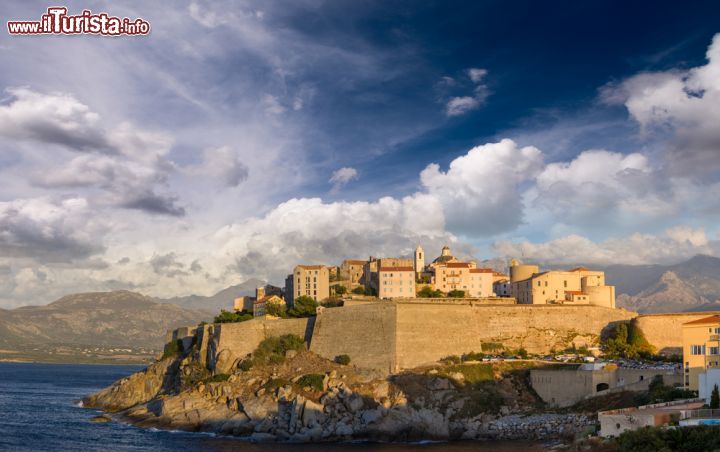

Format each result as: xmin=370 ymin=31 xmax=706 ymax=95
xmin=715 ymin=327 xmax=720 ymax=334
xmin=711 ymin=347 xmax=719 ymax=355
xmin=691 ymin=345 xmax=706 ymax=355
xmin=537 ymin=281 xmax=541 ymax=287
xmin=564 ymin=280 xmax=567 ymax=288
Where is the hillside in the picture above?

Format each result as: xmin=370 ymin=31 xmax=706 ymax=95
xmin=157 ymin=278 xmax=265 ymax=313
xmin=0 ymin=291 xmax=212 ymax=363
xmin=607 ymin=255 xmax=720 ymax=313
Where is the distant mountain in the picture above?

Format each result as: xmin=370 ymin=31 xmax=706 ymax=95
xmin=0 ymin=291 xmax=211 ymax=354
xmin=606 ymin=255 xmax=720 ymax=313
xmin=157 ymin=278 xmax=265 ymax=313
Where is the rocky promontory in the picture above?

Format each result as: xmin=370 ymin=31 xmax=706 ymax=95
xmin=84 ymin=334 xmax=595 ymax=443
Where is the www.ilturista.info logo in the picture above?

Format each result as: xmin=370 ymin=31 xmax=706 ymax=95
xmin=7 ymin=7 xmax=150 ymax=36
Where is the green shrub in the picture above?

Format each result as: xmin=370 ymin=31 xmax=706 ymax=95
xmin=447 ymin=289 xmax=466 ymax=298
xmin=321 ymin=298 xmax=344 ymax=308
xmin=481 ymin=342 xmax=504 ymax=353
xmin=616 ymin=426 xmax=720 ymax=451
xmin=288 ymin=295 xmax=317 ymax=317
xmin=296 ymin=373 xmax=325 ymax=392
xmin=603 ymin=321 xmax=655 ymax=359
xmin=462 ymin=351 xmax=484 ymax=362
xmin=335 ymin=354 xmax=351 ymax=365
xmin=264 ymin=377 xmax=290 ymax=391
xmin=417 ymin=286 xmax=444 ymax=298
xmin=440 ymin=355 xmax=461 ymax=364
xmin=239 ymin=359 xmax=253 ymax=371
xmin=251 ymin=334 xmax=305 ymax=366
xmin=351 ymin=286 xmax=366 ymax=295
xmin=206 ymin=373 xmax=230 ymax=383
xmin=162 ymin=339 xmax=181 ymax=359
xmin=214 ymin=309 xmax=253 ymax=323
xmin=334 ymin=285 xmax=347 ymax=295
xmin=266 ymin=302 xmax=287 ymax=318
xmin=516 ymin=348 xmax=529 ymax=359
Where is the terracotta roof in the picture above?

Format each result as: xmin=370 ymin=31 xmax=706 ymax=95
xmin=254 ymin=295 xmax=283 ymax=305
xmin=493 ymin=271 xmax=508 ymax=277
xmin=297 ymin=265 xmax=325 ymax=270
xmin=379 ymin=266 xmax=414 ymax=272
xmin=470 ymin=268 xmax=494 ymax=273
xmin=446 ymin=262 xmax=472 ymax=268
xmin=684 ymin=315 xmax=720 ymax=326
xmin=343 ymin=259 xmax=367 ymax=265
xmin=568 ymin=267 xmax=589 ymax=272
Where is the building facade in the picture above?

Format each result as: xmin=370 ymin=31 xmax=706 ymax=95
xmin=432 ymin=262 xmax=493 ymax=297
xmin=682 ymin=315 xmax=720 ymax=390
xmin=509 ymin=260 xmax=615 ymax=308
xmin=377 ymin=266 xmax=416 ymax=299
xmin=339 ymin=259 xmax=367 ymax=285
xmin=286 ymin=265 xmax=330 ymax=304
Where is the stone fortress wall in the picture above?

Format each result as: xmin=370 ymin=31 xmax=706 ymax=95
xmin=174 ymin=301 xmax=719 ymax=374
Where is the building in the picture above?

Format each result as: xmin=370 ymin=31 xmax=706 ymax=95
xmin=414 ymin=245 xmax=425 ymax=275
xmin=531 ymin=363 xmax=682 ymax=408
xmin=509 ymin=259 xmax=615 ymax=308
xmin=682 ymin=315 xmax=720 ymax=390
xmin=234 ymin=285 xmax=285 ymax=315
xmin=285 ymin=265 xmax=330 ymax=305
xmin=363 ymin=257 xmax=414 ymax=294
xmin=252 ymin=293 xmax=284 ymax=317
xmin=428 ymin=245 xmax=459 ymax=270
xmin=339 ymin=259 xmax=367 ymax=285
xmin=599 ymin=399 xmax=704 ymax=437
xmin=432 ymin=262 xmax=493 ymax=297
xmin=377 ymin=266 xmax=416 ymax=299
xmin=493 ymin=278 xmax=511 ymax=297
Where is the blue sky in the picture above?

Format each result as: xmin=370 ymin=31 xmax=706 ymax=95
xmin=1 ymin=0 xmax=720 ymax=306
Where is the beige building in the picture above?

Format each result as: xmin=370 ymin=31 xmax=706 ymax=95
xmin=252 ymin=294 xmax=284 ymax=317
xmin=339 ymin=259 xmax=367 ymax=285
xmin=682 ymin=315 xmax=720 ymax=390
xmin=364 ymin=257 xmax=414 ymax=294
xmin=432 ymin=262 xmax=493 ymax=297
xmin=428 ymin=245 xmax=459 ymax=270
xmin=234 ymin=284 xmax=284 ymax=312
xmin=377 ymin=266 xmax=416 ymax=299
xmin=493 ymin=278 xmax=510 ymax=297
xmin=509 ymin=259 xmax=615 ymax=308
xmin=285 ymin=265 xmax=330 ymax=306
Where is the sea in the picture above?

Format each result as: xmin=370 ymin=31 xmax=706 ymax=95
xmin=0 ymin=362 xmax=544 ymax=451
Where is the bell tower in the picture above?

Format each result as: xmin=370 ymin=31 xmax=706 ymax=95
xmin=414 ymin=245 xmax=425 ymax=273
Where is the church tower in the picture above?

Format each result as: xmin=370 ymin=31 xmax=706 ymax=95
xmin=414 ymin=245 xmax=425 ymax=273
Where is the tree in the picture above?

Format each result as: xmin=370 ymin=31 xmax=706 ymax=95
xmin=214 ymin=309 xmax=253 ymax=323
xmin=351 ymin=286 xmax=366 ymax=295
xmin=288 ymin=295 xmax=318 ymax=317
xmin=417 ymin=286 xmax=443 ymax=298
xmin=266 ymin=302 xmax=287 ymax=318
xmin=334 ymin=285 xmax=347 ymax=295
xmin=711 ymin=384 xmax=719 ymax=409
xmin=447 ymin=289 xmax=465 ymax=298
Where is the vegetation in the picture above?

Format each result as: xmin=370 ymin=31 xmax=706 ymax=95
xmin=263 ymin=377 xmax=291 ymax=391
xmin=602 ymin=321 xmax=655 ymax=359
xmin=288 ymin=295 xmax=317 ymax=317
xmin=162 ymin=339 xmax=181 ymax=359
xmin=249 ymin=334 xmax=305 ymax=366
xmin=616 ymin=426 xmax=720 ymax=452
xmin=265 ymin=302 xmax=287 ymax=318
xmin=297 ymin=373 xmax=325 ymax=391
xmin=320 ymin=298 xmax=344 ymax=308
xmin=712 ymin=384 xmax=719 ymax=409
xmin=440 ymin=355 xmax=462 ymax=364
xmin=417 ymin=286 xmax=444 ymax=298
xmin=214 ymin=309 xmax=253 ymax=324
xmin=351 ymin=286 xmax=367 ymax=295
xmin=335 ymin=354 xmax=351 ymax=365
xmin=633 ymin=375 xmax=696 ymax=405
xmin=334 ymin=285 xmax=347 ymax=295
xmin=447 ymin=289 xmax=466 ymax=298
xmin=481 ymin=342 xmax=504 ymax=353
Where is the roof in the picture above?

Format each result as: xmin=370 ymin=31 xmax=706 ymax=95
xmin=445 ymin=262 xmax=472 ymax=268
xmin=493 ymin=271 xmax=508 ymax=277
xmin=432 ymin=255 xmax=455 ymax=263
xmin=254 ymin=295 xmax=283 ymax=305
xmin=568 ymin=267 xmax=589 ymax=272
xmin=684 ymin=315 xmax=720 ymax=326
xmin=470 ymin=268 xmax=494 ymax=273
xmin=297 ymin=265 xmax=325 ymax=270
xmin=379 ymin=266 xmax=414 ymax=272
xmin=343 ymin=259 xmax=367 ymax=265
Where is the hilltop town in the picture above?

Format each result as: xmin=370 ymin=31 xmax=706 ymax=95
xmin=235 ymin=245 xmax=616 ymax=317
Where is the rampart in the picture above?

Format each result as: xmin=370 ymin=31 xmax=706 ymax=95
xmin=634 ymin=312 xmax=720 ymax=355
xmin=174 ymin=300 xmax=711 ymax=375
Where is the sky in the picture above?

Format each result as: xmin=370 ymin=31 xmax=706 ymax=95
xmin=1 ymin=0 xmax=720 ymax=307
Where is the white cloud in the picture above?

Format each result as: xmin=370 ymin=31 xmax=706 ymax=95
xmin=492 ymin=226 xmax=716 ymax=266
xmin=467 ymin=68 xmax=487 ymax=83
xmin=602 ymin=32 xmax=720 ymax=175
xmin=445 ymin=96 xmax=480 ymax=116
xmin=329 ymin=167 xmax=358 ymax=192
xmin=420 ymin=139 xmax=543 ymax=235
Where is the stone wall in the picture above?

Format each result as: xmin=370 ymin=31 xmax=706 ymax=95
xmin=309 ymin=303 xmax=396 ymax=374
xmin=634 ymin=312 xmax=720 ymax=355
xmin=394 ymin=302 xmax=636 ymax=370
xmin=208 ymin=317 xmax=311 ymax=373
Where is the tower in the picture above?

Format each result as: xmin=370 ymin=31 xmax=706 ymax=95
xmin=414 ymin=245 xmax=425 ymax=273
xmin=441 ymin=245 xmax=451 ymax=257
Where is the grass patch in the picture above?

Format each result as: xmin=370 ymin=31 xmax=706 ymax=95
xmin=264 ymin=377 xmax=291 ymax=391
xmin=205 ymin=373 xmax=230 ymax=383
xmin=161 ymin=339 xmax=180 ymax=359
xmin=251 ymin=334 xmax=305 ymax=366
xmin=335 ymin=354 xmax=351 ymax=365
xmin=442 ymin=363 xmax=494 ymax=384
xmin=296 ymin=373 xmax=325 ymax=392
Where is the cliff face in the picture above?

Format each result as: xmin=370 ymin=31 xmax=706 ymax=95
xmin=84 ymin=337 xmax=592 ymax=442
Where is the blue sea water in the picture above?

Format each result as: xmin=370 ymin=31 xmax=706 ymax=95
xmin=0 ymin=362 xmax=541 ymax=451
